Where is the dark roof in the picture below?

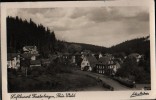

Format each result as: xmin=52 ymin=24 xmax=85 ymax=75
xmin=98 ymin=55 xmax=114 ymax=65
xmin=30 ymin=60 xmax=41 ymax=65
xmin=86 ymin=56 xmax=98 ymax=67
xmin=21 ymin=53 xmax=38 ymax=59
xmin=98 ymin=57 xmax=110 ymax=64
xmin=128 ymin=53 xmax=140 ymax=58
xmin=7 ymin=53 xmax=19 ymax=60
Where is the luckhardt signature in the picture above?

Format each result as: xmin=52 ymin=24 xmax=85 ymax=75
xmin=130 ymin=92 xmax=149 ymax=98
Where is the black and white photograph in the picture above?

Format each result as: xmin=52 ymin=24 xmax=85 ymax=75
xmin=1 ymin=0 xmax=155 ymax=100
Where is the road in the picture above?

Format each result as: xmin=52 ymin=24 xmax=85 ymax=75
xmin=75 ymin=70 xmax=134 ymax=91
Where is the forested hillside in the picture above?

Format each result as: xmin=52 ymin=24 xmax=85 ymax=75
xmin=56 ymin=41 xmax=108 ymax=54
xmin=7 ymin=16 xmax=56 ymax=57
xmin=110 ymin=36 xmax=150 ymax=58
xmin=7 ymin=16 xmax=150 ymax=58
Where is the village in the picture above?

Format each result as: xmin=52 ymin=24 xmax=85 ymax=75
xmin=7 ymin=45 xmax=149 ymax=92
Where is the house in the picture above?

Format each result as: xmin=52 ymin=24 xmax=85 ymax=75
xmin=74 ymin=52 xmax=83 ymax=67
xmin=30 ymin=60 xmax=41 ymax=68
xmin=128 ymin=53 xmax=143 ymax=62
xmin=62 ymin=52 xmax=70 ymax=59
xmin=23 ymin=46 xmax=38 ymax=54
xmin=7 ymin=53 xmax=20 ymax=69
xmin=20 ymin=53 xmax=40 ymax=71
xmin=99 ymin=53 xmax=103 ymax=58
xmin=96 ymin=55 xmax=120 ymax=75
xmin=21 ymin=53 xmax=39 ymax=61
xmin=94 ymin=52 xmax=103 ymax=60
xmin=71 ymin=55 xmax=76 ymax=63
xmin=81 ymin=50 xmax=91 ymax=59
xmin=81 ymin=55 xmax=98 ymax=71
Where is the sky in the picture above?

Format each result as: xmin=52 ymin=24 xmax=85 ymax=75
xmin=7 ymin=6 xmax=149 ymax=47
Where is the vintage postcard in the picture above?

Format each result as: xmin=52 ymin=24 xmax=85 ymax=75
xmin=1 ymin=0 xmax=155 ymax=100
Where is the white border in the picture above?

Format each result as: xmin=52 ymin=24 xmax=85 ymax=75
xmin=1 ymin=0 xmax=155 ymax=100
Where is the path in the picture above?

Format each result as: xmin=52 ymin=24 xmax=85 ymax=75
xmin=75 ymin=70 xmax=134 ymax=91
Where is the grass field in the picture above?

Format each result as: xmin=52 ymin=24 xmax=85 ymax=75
xmin=8 ymin=70 xmax=107 ymax=92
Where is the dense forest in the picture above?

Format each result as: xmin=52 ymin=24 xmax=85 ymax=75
xmin=7 ymin=16 xmax=150 ymax=58
xmin=56 ymin=41 xmax=108 ymax=54
xmin=7 ymin=16 xmax=56 ymax=57
xmin=110 ymin=36 xmax=150 ymax=57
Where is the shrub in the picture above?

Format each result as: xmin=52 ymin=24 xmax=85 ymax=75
xmin=45 ymin=62 xmax=73 ymax=75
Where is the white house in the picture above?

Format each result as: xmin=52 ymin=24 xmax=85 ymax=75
xmin=96 ymin=55 xmax=120 ymax=75
xmin=99 ymin=53 xmax=103 ymax=58
xmin=23 ymin=46 xmax=38 ymax=54
xmin=21 ymin=53 xmax=38 ymax=61
xmin=81 ymin=55 xmax=98 ymax=71
xmin=7 ymin=53 xmax=20 ymax=69
xmin=128 ymin=53 xmax=143 ymax=62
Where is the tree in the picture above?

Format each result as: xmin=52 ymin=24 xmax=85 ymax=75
xmin=7 ymin=16 xmax=57 ymax=57
xmin=116 ymin=57 xmax=150 ymax=83
xmin=68 ymin=44 xmax=82 ymax=54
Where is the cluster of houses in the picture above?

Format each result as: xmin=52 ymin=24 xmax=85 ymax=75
xmin=80 ymin=51 xmax=144 ymax=75
xmin=7 ymin=46 xmax=42 ymax=71
xmin=80 ymin=52 xmax=121 ymax=75
xmin=7 ymin=46 xmax=144 ymax=76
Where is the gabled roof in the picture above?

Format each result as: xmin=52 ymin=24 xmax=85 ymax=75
xmin=98 ymin=55 xmax=114 ymax=65
xmin=98 ymin=56 xmax=110 ymax=64
xmin=21 ymin=53 xmax=38 ymax=59
xmin=86 ymin=55 xmax=98 ymax=67
xmin=128 ymin=53 xmax=143 ymax=61
xmin=23 ymin=46 xmax=37 ymax=51
xmin=128 ymin=53 xmax=140 ymax=58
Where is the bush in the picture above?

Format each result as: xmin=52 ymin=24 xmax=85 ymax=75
xmin=116 ymin=57 xmax=150 ymax=84
xmin=45 ymin=62 xmax=73 ymax=75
